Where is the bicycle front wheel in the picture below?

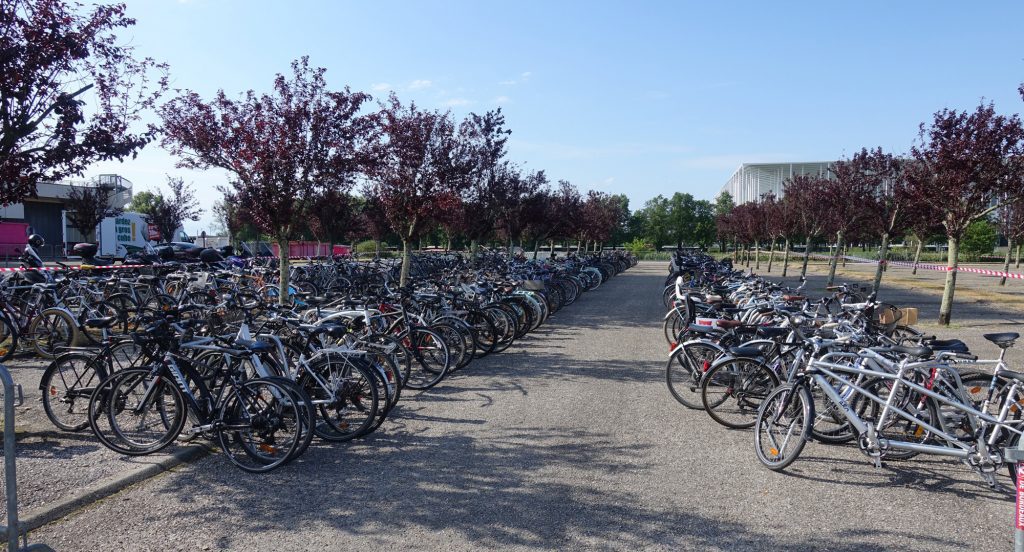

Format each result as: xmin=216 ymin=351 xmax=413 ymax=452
xmin=755 ymin=384 xmax=812 ymax=470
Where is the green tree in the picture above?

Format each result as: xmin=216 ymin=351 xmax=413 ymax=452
xmin=691 ymin=199 xmax=716 ymax=248
xmin=640 ymin=195 xmax=670 ymax=249
xmin=128 ymin=190 xmax=161 ymax=215
xmin=960 ymin=219 xmax=998 ymax=259
xmin=667 ymin=192 xmax=696 ymax=247
xmin=714 ymin=191 xmax=735 ymax=217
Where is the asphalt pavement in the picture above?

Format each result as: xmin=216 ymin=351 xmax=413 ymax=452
xmin=18 ymin=261 xmax=1018 ymax=550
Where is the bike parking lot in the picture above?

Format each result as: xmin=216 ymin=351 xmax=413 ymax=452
xmin=2 ymin=260 xmax=1012 ymax=551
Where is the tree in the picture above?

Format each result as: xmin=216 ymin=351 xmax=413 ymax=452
xmin=128 ymin=191 xmax=161 ymax=215
xmin=456 ymin=109 xmax=511 ymax=258
xmin=837 ymin=148 xmax=909 ymax=293
xmin=65 ymin=183 xmax=124 ymax=242
xmin=145 ymin=177 xmax=202 ymax=243
xmin=666 ymin=192 xmax=697 ymax=248
xmin=960 ymin=219 xmax=997 ymax=259
xmin=0 ymin=0 xmax=167 ymax=205
xmin=783 ymin=174 xmax=830 ymax=278
xmin=691 ymin=200 xmax=717 ymax=249
xmin=160 ymin=57 xmax=375 ymax=302
xmin=824 ymin=157 xmax=876 ymax=286
xmin=363 ymin=95 xmax=467 ymax=285
xmin=496 ymin=168 xmax=546 ymax=248
xmin=904 ymin=102 xmax=1024 ymax=324
xmin=998 ymin=199 xmax=1024 ymax=284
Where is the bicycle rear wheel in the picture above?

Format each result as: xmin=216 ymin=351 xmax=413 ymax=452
xmin=402 ymin=327 xmax=451 ymax=389
xmin=217 ymin=378 xmax=304 ymax=473
xmin=701 ymin=358 xmax=780 ymax=429
xmin=96 ymin=368 xmax=187 ymax=455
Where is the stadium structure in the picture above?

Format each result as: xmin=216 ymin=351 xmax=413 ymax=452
xmin=719 ymin=162 xmax=831 ymax=205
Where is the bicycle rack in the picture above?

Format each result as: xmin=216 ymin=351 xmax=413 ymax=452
xmin=0 ymin=364 xmax=54 ymax=551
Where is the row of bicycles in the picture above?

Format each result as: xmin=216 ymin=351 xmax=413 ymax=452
xmin=662 ymin=252 xmax=1023 ymax=490
xmin=23 ymin=247 xmax=635 ymax=472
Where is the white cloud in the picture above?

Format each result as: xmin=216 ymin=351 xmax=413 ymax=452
xmin=521 ymin=71 xmax=532 ymax=79
xmin=493 ymin=95 xmax=511 ymax=104
xmin=499 ymin=80 xmax=517 ymax=85
xmin=441 ymin=98 xmax=471 ymax=107
xmin=499 ymin=71 xmax=532 ymax=86
xmin=603 ymin=177 xmax=615 ymax=185
xmin=370 ymin=83 xmax=392 ymax=92
xmin=409 ymin=79 xmax=432 ymax=90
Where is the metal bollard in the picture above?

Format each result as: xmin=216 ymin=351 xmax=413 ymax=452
xmin=0 ymin=364 xmax=54 ymax=551
xmin=1005 ymin=442 xmax=1024 ymax=552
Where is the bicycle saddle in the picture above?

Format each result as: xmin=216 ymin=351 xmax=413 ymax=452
xmin=983 ymin=332 xmax=1019 ymax=348
xmin=233 ymin=339 xmax=274 ymax=352
xmin=891 ymin=344 xmax=932 ymax=358
xmin=84 ymin=316 xmax=118 ymax=329
xmin=927 ymin=339 xmax=969 ymax=353
xmin=756 ymin=327 xmax=789 ymax=339
xmin=686 ymin=324 xmax=723 ymax=335
xmin=718 ymin=320 xmax=743 ymax=329
xmin=729 ymin=346 xmax=764 ymax=357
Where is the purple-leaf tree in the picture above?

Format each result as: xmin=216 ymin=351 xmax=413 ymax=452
xmin=363 ymin=95 xmax=467 ymax=285
xmin=0 ymin=0 xmax=168 ymax=205
xmin=65 ymin=182 xmax=124 ymax=242
xmin=160 ymin=57 xmax=375 ymax=302
xmin=782 ymin=174 xmax=831 ymax=278
xmin=145 ymin=176 xmax=202 ymax=243
xmin=904 ymin=102 xmax=1024 ymax=325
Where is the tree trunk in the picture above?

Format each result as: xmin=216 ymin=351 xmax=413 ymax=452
xmin=532 ymin=240 xmax=540 ymax=260
xmin=445 ymin=237 xmax=451 ymax=252
xmin=1016 ymin=244 xmax=1021 ymax=269
xmin=781 ymin=239 xmax=790 ymax=277
xmin=938 ymin=237 xmax=959 ymax=326
xmin=1001 ymin=238 xmax=1014 ymax=286
xmin=400 ymin=238 xmax=412 ymax=286
xmin=754 ymin=240 xmax=761 ymax=270
xmin=277 ymin=238 xmax=290 ymax=306
xmin=826 ymin=232 xmax=843 ymax=287
xmin=800 ymin=239 xmax=811 ymax=278
xmin=841 ymin=243 xmax=847 ymax=267
xmin=912 ymin=239 xmax=923 ymax=275
xmin=470 ymin=239 xmax=479 ymax=267
xmin=872 ymin=232 xmax=890 ymax=294
xmin=767 ymin=239 xmax=776 ymax=273
xmin=374 ymin=239 xmax=381 ymax=258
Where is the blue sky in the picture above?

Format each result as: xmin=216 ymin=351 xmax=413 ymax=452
xmin=88 ymin=0 xmax=1024 ymax=234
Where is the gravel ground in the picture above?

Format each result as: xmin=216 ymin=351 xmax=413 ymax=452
xmin=0 ymin=356 xmax=203 ymax=519
xmin=13 ymin=261 xmax=1021 ymax=550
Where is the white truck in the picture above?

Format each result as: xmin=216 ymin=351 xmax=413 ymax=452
xmin=95 ymin=212 xmax=187 ymax=259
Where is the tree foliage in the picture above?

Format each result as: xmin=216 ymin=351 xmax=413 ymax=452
xmin=0 ymin=0 xmax=167 ymax=204
xmin=145 ymin=176 xmax=202 ymax=243
xmin=65 ymin=183 xmax=124 ymax=240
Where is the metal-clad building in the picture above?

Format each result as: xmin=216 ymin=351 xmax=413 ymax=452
xmin=720 ymin=162 xmax=832 ymax=204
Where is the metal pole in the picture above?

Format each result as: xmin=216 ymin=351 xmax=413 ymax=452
xmin=1005 ymin=443 xmax=1024 ymax=552
xmin=2 ymin=365 xmax=19 ymax=551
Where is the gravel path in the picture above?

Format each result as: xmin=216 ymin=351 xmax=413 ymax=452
xmin=20 ymin=262 xmax=1018 ymax=550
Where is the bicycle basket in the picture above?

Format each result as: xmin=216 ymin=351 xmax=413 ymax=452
xmin=869 ymin=303 xmax=902 ymax=334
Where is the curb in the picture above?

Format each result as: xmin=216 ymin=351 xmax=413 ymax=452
xmin=18 ymin=444 xmax=211 ymax=534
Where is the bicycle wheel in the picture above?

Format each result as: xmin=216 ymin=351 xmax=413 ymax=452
xmin=432 ymin=321 xmax=473 ymax=371
xmin=701 ymin=357 xmax=780 ymax=429
xmin=298 ymin=353 xmax=380 ymax=442
xmin=402 ymin=327 xmax=451 ymax=389
xmin=465 ymin=310 xmax=498 ymax=357
xmin=217 ymin=378 xmax=303 ymax=473
xmin=40 ymin=353 xmax=103 ymax=431
xmin=259 ymin=376 xmax=316 ymax=463
xmin=29 ymin=308 xmax=77 ymax=358
xmin=857 ymin=376 xmax=939 ymax=460
xmin=363 ymin=333 xmax=411 ymax=388
xmin=755 ymin=383 xmax=813 ymax=470
xmin=666 ymin=342 xmax=721 ymax=410
xmin=99 ymin=368 xmax=187 ymax=455
xmin=0 ymin=313 xmax=18 ymax=362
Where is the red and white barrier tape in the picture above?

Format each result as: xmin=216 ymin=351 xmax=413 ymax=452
xmin=0 ymin=264 xmax=147 ymax=273
xmin=804 ymin=252 xmax=1024 ymax=280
